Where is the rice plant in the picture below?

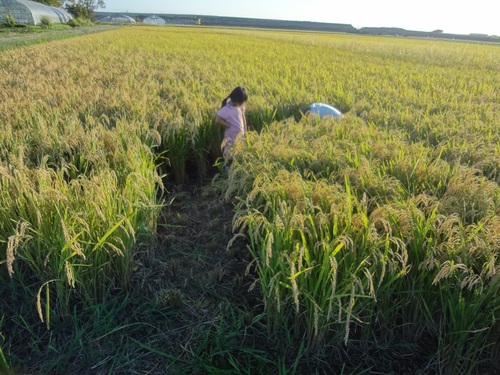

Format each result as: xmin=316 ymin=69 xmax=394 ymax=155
xmin=0 ymin=25 xmax=498 ymax=373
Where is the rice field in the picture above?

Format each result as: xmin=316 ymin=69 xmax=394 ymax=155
xmin=0 ymin=26 xmax=499 ymax=374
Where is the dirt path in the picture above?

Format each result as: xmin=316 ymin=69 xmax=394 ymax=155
xmin=154 ymin=178 xmax=256 ymax=306
xmin=128 ymin=178 xmax=263 ymax=371
xmin=153 ymin=180 xmax=249 ymax=296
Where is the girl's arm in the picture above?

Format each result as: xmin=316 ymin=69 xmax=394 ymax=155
xmin=215 ymin=115 xmax=229 ymax=129
xmin=242 ymin=107 xmax=247 ymax=132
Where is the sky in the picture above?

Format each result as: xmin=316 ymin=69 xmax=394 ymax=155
xmin=101 ymin=0 xmax=500 ymax=36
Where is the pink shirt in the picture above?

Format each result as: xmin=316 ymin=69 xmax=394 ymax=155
xmin=217 ymin=104 xmax=245 ymax=149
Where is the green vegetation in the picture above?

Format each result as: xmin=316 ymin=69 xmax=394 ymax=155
xmin=67 ymin=17 xmax=94 ymax=27
xmin=0 ymin=26 xmax=499 ymax=374
xmin=0 ymin=25 xmax=116 ymax=52
xmin=39 ymin=16 xmax=53 ymax=29
xmin=3 ymin=14 xmax=17 ymax=28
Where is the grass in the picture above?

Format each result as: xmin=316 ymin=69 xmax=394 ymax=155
xmin=0 ymin=24 xmax=118 ymax=52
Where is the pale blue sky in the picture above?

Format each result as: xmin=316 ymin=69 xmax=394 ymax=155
xmin=101 ymin=0 xmax=499 ymax=36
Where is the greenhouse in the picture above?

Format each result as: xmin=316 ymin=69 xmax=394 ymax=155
xmin=98 ymin=14 xmax=135 ymax=24
xmin=143 ymin=15 xmax=165 ymax=26
xmin=0 ymin=0 xmax=72 ymax=25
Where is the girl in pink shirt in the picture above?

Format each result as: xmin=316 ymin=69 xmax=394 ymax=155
xmin=215 ymin=86 xmax=248 ymax=168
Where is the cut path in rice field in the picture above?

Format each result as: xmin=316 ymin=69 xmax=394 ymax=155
xmin=150 ymin=177 xmax=258 ymax=327
xmin=122 ymin=165 xmax=269 ymax=369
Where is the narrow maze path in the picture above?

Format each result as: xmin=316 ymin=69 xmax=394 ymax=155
xmin=131 ymin=178 xmax=263 ymax=370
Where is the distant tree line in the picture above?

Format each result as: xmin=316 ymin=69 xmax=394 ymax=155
xmin=33 ymin=0 xmax=105 ymax=20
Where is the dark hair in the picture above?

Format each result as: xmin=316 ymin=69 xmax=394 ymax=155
xmin=221 ymin=86 xmax=248 ymax=108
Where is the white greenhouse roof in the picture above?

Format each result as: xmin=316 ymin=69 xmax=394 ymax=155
xmin=143 ymin=15 xmax=165 ymax=26
xmin=98 ymin=14 xmax=136 ymax=24
xmin=0 ymin=0 xmax=72 ymax=25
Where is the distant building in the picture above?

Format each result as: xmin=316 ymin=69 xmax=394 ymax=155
xmin=0 ymin=0 xmax=72 ymax=25
xmin=143 ymin=15 xmax=165 ymax=26
xmin=98 ymin=14 xmax=136 ymax=24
